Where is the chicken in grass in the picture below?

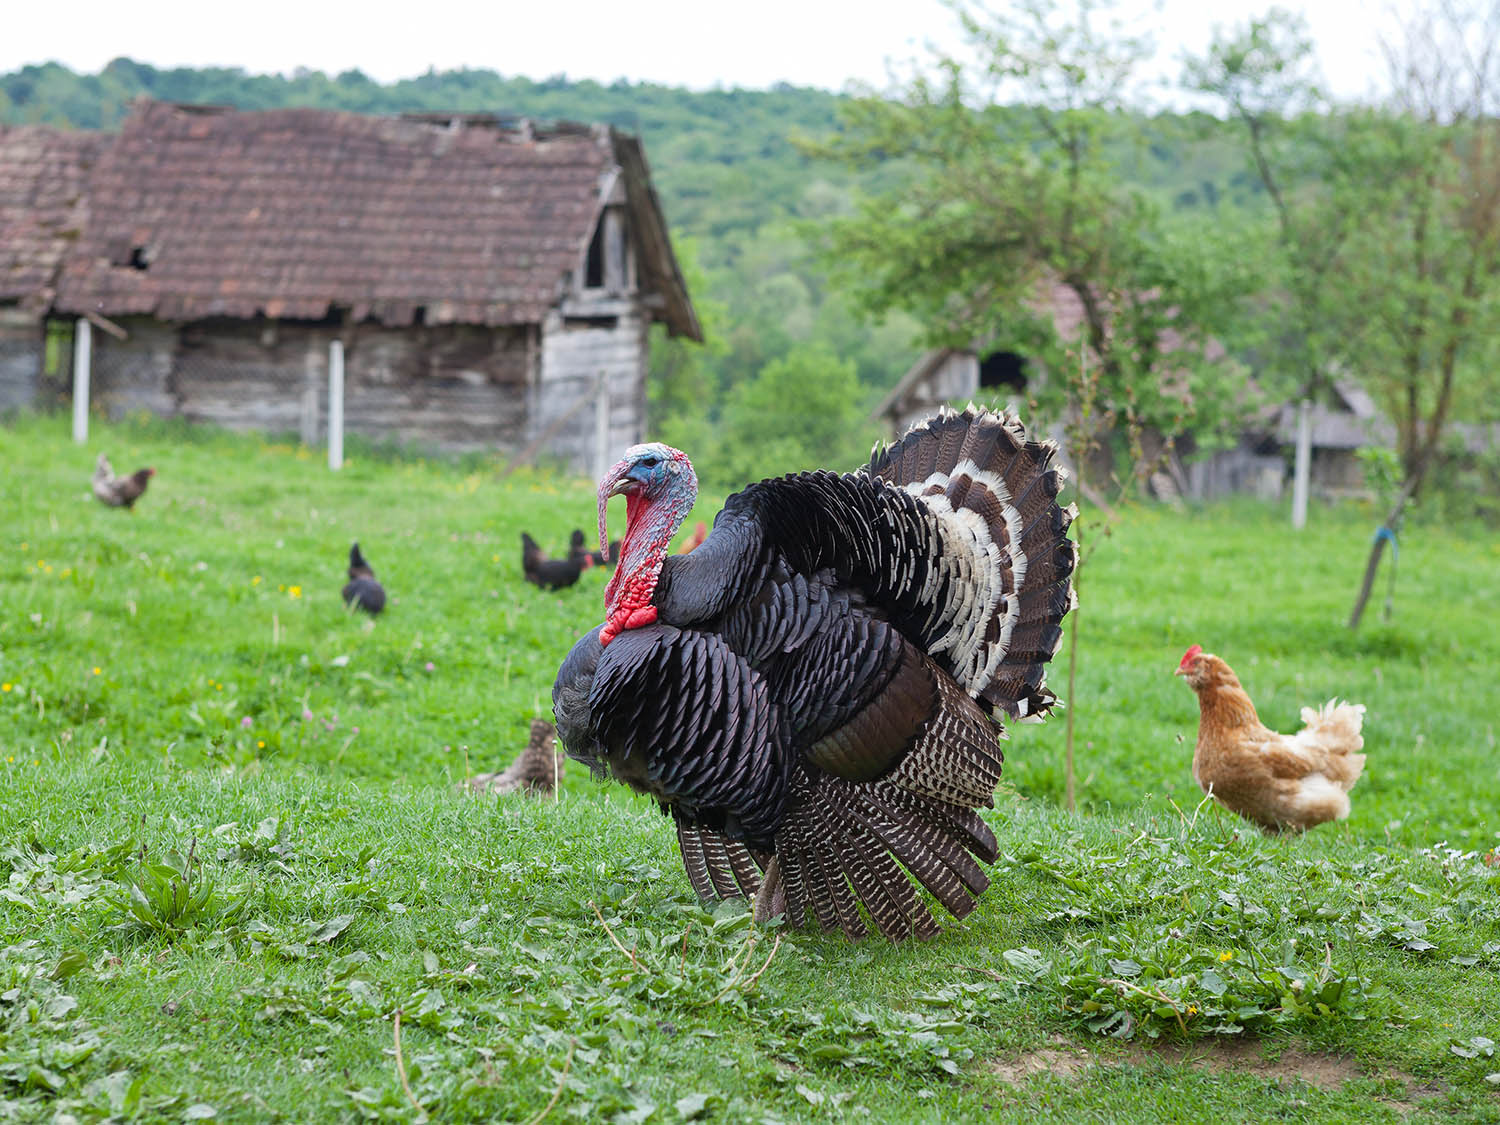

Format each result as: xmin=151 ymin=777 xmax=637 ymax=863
xmin=91 ymin=453 xmax=155 ymax=509
xmin=463 ymin=719 xmax=566 ymax=796
xmin=679 ymin=520 xmax=708 ymax=554
xmin=1176 ymin=645 xmax=1367 ymax=832
xmin=521 ymin=531 xmax=587 ymax=590
xmin=553 ymin=407 xmax=1077 ymax=941
xmin=342 ymin=542 xmax=386 ymax=615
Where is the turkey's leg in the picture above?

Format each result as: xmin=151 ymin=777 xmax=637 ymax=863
xmin=752 ymin=855 xmax=785 ymax=923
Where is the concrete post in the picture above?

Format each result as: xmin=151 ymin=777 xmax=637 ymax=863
xmin=328 ymin=340 xmax=345 ymax=470
xmin=72 ymin=318 xmax=92 ymax=443
xmin=1291 ymin=398 xmax=1312 ymax=530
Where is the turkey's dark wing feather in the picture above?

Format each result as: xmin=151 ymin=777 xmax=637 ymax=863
xmin=568 ymin=624 xmax=793 ymax=848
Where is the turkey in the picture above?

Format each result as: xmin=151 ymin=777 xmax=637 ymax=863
xmin=552 ymin=406 xmax=1077 ymax=940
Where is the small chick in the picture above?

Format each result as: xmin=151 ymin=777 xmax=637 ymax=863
xmin=1177 ymin=645 xmax=1366 ymax=832
xmin=464 ymin=719 xmax=566 ymax=796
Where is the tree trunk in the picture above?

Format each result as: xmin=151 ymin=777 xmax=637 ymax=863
xmin=1347 ymin=466 xmax=1424 ymax=630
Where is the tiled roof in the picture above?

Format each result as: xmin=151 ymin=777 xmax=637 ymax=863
xmin=0 ymin=125 xmax=107 ymax=310
xmin=48 ymin=101 xmax=697 ymax=335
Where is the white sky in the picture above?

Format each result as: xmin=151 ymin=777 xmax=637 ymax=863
xmin=3 ymin=0 xmax=1395 ymax=104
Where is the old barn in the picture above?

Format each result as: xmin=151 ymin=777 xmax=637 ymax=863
xmin=2 ymin=100 xmax=700 ymax=470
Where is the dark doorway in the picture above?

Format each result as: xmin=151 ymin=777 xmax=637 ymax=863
xmin=979 ymin=351 xmax=1027 ymax=392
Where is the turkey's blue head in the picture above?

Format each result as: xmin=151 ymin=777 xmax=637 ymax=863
xmin=596 ymin=443 xmax=698 ymax=644
xmin=597 ymin=443 xmax=697 ymax=560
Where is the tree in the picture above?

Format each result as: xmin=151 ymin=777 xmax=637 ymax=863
xmin=1342 ymin=1 xmax=1500 ymax=626
xmin=815 ymin=0 xmax=1248 ymax=459
xmin=706 ymin=345 xmax=876 ymax=492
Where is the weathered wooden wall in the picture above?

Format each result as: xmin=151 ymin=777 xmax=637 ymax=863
xmin=534 ymin=302 xmax=649 ymax=474
xmin=0 ymin=308 xmax=42 ymax=412
xmin=880 ymin=351 xmax=979 ymax=437
xmin=344 ymin=322 xmax=533 ymax=452
xmin=86 ymin=316 xmax=539 ymax=451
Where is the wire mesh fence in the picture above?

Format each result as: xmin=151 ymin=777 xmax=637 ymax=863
xmin=0 ymin=318 xmax=72 ymax=413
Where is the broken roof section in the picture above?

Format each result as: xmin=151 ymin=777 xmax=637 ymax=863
xmin=0 ymin=125 xmax=107 ymax=312
xmin=49 ymin=100 xmax=699 ymax=338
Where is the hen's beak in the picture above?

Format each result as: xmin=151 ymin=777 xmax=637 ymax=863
xmin=1173 ymin=666 xmax=1185 ymax=676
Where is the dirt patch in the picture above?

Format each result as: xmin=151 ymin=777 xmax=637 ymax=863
xmin=988 ymin=1035 xmax=1444 ymax=1106
xmin=987 ymin=1035 xmax=1095 ymax=1084
xmin=1120 ymin=1038 xmax=1361 ymax=1090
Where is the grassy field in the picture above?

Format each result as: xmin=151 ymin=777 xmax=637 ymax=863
xmin=2 ymin=413 xmax=1498 ymax=1123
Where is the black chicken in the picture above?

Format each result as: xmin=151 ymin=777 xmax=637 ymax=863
xmin=521 ymin=531 xmax=588 ymax=590
xmin=553 ymin=407 xmax=1077 ymax=940
xmin=341 ymin=542 xmax=386 ymax=615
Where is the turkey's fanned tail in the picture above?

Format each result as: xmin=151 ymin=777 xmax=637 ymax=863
xmin=867 ymin=405 xmax=1078 ymax=724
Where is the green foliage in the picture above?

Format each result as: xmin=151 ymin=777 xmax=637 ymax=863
xmin=106 ymin=841 xmax=246 ymax=937
xmin=705 ymin=345 xmax=876 ymax=490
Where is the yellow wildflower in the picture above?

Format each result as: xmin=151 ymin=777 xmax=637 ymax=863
xmin=5 ymin=756 xmax=11 ymax=763
xmin=252 ymin=575 xmax=262 ymax=586
xmin=257 ymin=740 xmax=265 ymax=749
xmin=1218 ymin=951 xmax=1233 ymax=963
xmin=1 ymin=683 xmax=10 ymax=692
xmin=289 ymin=586 xmax=302 ymax=599
xmin=92 ymin=667 xmax=101 ymax=676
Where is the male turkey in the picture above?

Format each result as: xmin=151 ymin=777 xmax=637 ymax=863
xmin=553 ymin=406 xmax=1077 ymax=940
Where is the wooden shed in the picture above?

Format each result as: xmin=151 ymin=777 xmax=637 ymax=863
xmin=6 ymin=100 xmax=699 ymax=469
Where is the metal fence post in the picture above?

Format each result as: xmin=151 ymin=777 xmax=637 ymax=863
xmin=72 ymin=318 xmax=91 ymax=443
xmin=328 ymin=339 xmax=345 ymax=470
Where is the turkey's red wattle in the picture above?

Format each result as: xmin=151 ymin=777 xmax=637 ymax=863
xmin=600 ymin=490 xmax=687 ymax=645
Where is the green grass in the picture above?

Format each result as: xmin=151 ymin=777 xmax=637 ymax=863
xmin=2 ymin=413 xmax=1498 ymax=1123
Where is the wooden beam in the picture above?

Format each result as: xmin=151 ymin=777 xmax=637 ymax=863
xmin=84 ymin=310 xmax=129 ymax=341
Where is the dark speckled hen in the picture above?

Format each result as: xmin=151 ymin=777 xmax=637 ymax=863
xmin=553 ymin=407 xmax=1077 ymax=940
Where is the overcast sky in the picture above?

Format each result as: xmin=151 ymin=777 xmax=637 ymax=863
xmin=4 ymin=0 xmax=1395 ymax=104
